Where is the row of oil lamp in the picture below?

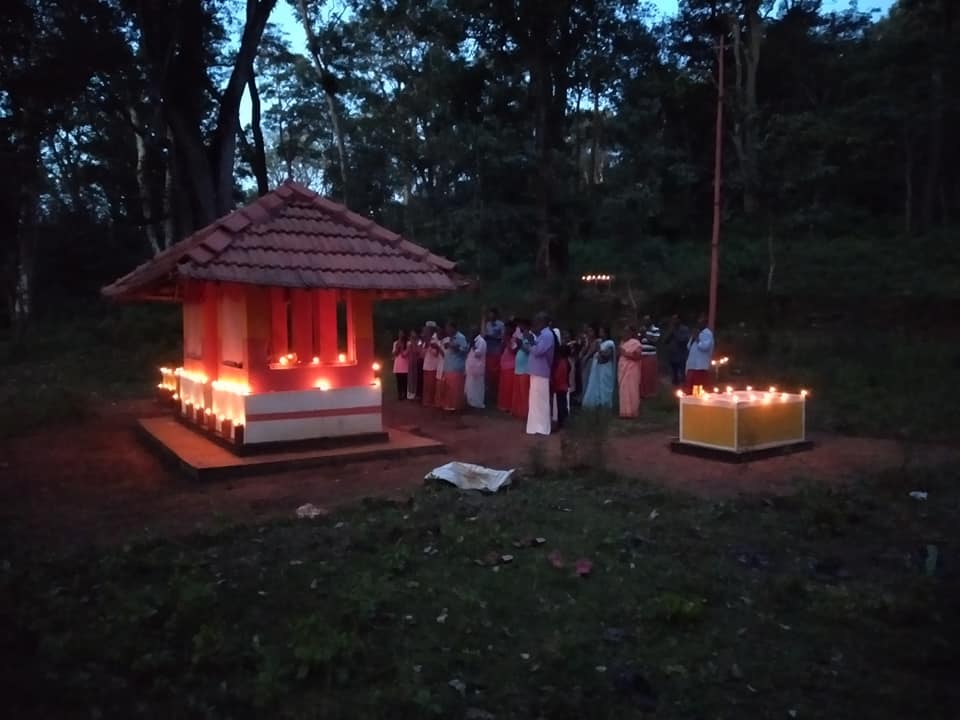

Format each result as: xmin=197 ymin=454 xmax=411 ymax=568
xmin=677 ymin=385 xmax=810 ymax=404
xmin=581 ymin=274 xmax=613 ymax=282
xmin=181 ymin=399 xmax=245 ymax=445
xmin=158 ymin=368 xmax=246 ymax=442
xmin=159 ymin=361 xmax=385 ymax=398
xmin=275 ymin=352 xmax=349 ymax=367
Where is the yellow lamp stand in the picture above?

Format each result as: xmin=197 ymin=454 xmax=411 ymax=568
xmin=678 ymin=391 xmax=806 ymax=454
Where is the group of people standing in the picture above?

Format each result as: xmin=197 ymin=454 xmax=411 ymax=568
xmin=391 ymin=312 xmax=561 ymax=435
xmin=391 ymin=309 xmax=715 ymax=435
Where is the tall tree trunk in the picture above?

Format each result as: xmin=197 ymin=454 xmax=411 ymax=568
xmin=920 ymin=68 xmax=943 ymax=232
xmin=163 ymin=128 xmax=177 ymax=249
xmin=166 ymin=109 xmax=217 ymax=226
xmin=247 ymin=73 xmax=270 ymax=195
xmin=297 ymin=0 xmax=348 ymax=202
xmin=128 ymin=106 xmax=161 ymax=256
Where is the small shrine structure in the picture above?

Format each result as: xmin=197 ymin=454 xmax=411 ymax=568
xmin=102 ymin=181 xmax=463 ymax=450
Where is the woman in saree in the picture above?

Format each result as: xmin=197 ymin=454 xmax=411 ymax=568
xmin=617 ymin=325 xmax=643 ymax=418
xmin=578 ymin=324 xmax=599 ymax=405
xmin=582 ymin=324 xmax=616 ymax=409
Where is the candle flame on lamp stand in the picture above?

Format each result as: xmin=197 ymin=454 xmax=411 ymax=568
xmin=675 ymin=385 xmax=812 ymax=405
xmin=580 ymin=273 xmax=614 ymax=286
xmin=710 ymin=355 xmax=730 ymax=382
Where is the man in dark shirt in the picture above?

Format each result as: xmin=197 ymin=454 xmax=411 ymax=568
xmin=664 ymin=314 xmax=690 ymax=387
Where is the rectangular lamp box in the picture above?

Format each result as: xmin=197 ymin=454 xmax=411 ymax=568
xmin=678 ymin=390 xmax=806 ymax=454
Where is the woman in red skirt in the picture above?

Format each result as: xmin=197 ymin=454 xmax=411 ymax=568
xmin=496 ymin=320 xmax=517 ymax=412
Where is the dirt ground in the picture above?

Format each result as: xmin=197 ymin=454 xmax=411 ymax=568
xmin=1 ymin=396 xmax=955 ymax=550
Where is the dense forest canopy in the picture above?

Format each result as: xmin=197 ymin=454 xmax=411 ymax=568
xmin=1 ymin=0 xmax=957 ymax=330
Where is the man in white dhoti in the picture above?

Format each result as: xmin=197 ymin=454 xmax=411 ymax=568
xmin=526 ymin=312 xmax=556 ymax=435
xmin=465 ymin=328 xmax=487 ymax=409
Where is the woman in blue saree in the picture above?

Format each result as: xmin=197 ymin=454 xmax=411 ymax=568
xmin=582 ymin=324 xmax=616 ymax=409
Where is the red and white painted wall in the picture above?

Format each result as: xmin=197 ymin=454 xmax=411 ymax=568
xmin=158 ymin=280 xmax=384 ymax=446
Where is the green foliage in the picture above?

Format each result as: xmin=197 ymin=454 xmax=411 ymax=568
xmin=5 ymin=0 xmax=959 ymax=330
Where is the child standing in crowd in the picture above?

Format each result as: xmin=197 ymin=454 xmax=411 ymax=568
xmin=392 ymin=330 xmax=409 ymax=401
xmin=552 ymin=343 xmax=571 ymax=428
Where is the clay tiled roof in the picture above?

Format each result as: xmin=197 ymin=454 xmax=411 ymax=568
xmin=102 ymin=181 xmax=466 ymax=300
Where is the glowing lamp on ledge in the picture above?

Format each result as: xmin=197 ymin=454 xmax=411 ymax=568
xmin=338 ymin=353 xmax=347 ymax=363
xmin=371 ymin=361 xmax=382 ymax=373
xmin=316 ymin=379 xmax=331 ymax=391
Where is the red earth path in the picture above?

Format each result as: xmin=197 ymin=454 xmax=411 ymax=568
xmin=1 ymin=397 xmax=953 ymax=549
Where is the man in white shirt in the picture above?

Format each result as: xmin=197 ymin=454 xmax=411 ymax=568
xmin=684 ymin=313 xmax=714 ymax=394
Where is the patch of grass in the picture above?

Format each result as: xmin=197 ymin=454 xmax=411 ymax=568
xmin=560 ymin=408 xmax=612 ymax=469
xmin=2 ymin=466 xmax=957 ymax=719
xmin=0 ymin=305 xmax=179 ymax=439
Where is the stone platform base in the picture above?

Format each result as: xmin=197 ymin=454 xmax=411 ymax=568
xmin=669 ymin=438 xmax=815 ymax=464
xmin=138 ymin=416 xmax=446 ymax=481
